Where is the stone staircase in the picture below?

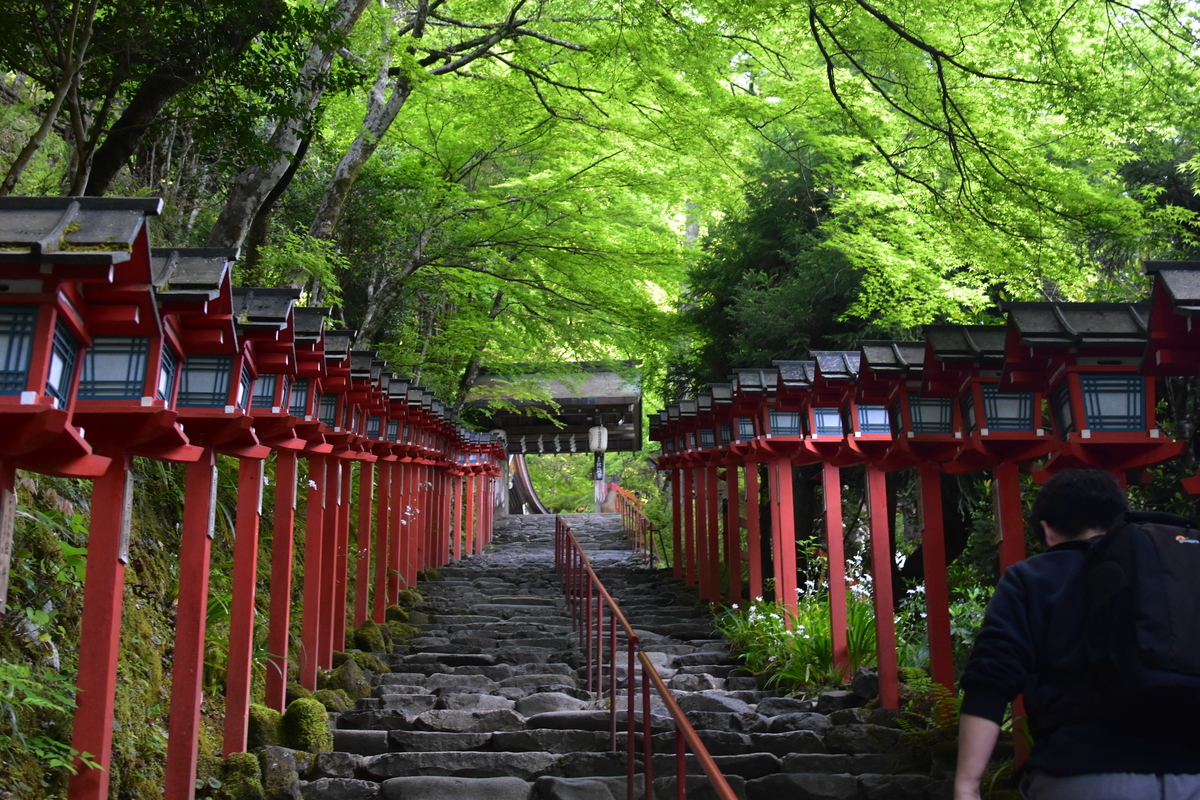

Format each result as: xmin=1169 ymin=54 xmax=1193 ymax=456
xmin=291 ymin=513 xmax=946 ymax=800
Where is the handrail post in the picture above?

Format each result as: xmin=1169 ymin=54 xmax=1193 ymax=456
xmin=585 ymin=578 xmax=593 ymax=691
xmin=609 ymin=617 xmax=618 ymax=751
xmin=627 ymin=639 xmax=635 ymax=800
xmin=675 ymin=726 xmax=686 ymax=800
xmin=597 ymin=603 xmax=605 ymax=697
xmin=643 ymin=666 xmax=654 ymax=800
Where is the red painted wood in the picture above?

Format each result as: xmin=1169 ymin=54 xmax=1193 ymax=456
xmin=442 ymin=470 xmax=453 ymax=564
xmin=770 ymin=458 xmax=798 ymax=619
xmin=726 ymin=464 xmax=742 ymax=605
xmin=164 ymin=453 xmax=218 ymax=800
xmin=682 ymin=468 xmax=696 ymax=586
xmin=865 ymin=465 xmax=900 ymax=709
xmin=822 ymin=462 xmax=849 ymax=677
xmin=994 ymin=461 xmax=1027 ymax=573
xmin=299 ymin=455 xmax=325 ymax=689
xmin=334 ymin=461 xmax=352 ymax=651
xmin=388 ymin=464 xmax=403 ymax=602
xmin=265 ymin=450 xmax=297 ymax=710
xmin=745 ymin=463 xmax=763 ymax=600
xmin=318 ymin=458 xmax=339 ymax=669
xmin=918 ymin=461 xmax=955 ymax=691
xmin=223 ymin=457 xmax=265 ymax=755
xmin=451 ymin=474 xmax=462 ymax=561
xmin=373 ymin=460 xmax=390 ymax=623
xmin=705 ymin=465 xmax=721 ymax=604
xmin=695 ymin=467 xmax=710 ymax=599
xmin=670 ymin=472 xmax=683 ymax=579
xmin=68 ymin=453 xmax=133 ymax=800
xmin=354 ymin=461 xmax=375 ymax=628
xmin=466 ymin=475 xmax=477 ymax=557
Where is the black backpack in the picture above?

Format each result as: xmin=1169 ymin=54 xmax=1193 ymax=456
xmin=1080 ymin=510 xmax=1200 ymax=734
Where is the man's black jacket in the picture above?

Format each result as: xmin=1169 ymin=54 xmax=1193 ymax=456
xmin=960 ymin=538 xmax=1200 ymax=776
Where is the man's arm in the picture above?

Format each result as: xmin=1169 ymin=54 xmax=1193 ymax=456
xmin=954 ymin=713 xmax=1001 ymax=800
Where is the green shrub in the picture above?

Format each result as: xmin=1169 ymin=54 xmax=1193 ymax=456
xmin=280 ymin=698 xmax=333 ymax=753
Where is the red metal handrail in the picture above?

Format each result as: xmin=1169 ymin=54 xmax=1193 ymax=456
xmin=555 ymin=516 xmax=738 ymax=800
xmin=608 ymin=484 xmax=657 ymax=566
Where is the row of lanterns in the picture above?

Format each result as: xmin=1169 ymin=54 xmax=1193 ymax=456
xmin=0 ymin=197 xmax=507 ymax=800
xmin=649 ymin=266 xmax=1200 ymax=710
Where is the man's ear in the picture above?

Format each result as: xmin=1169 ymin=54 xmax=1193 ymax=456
xmin=1039 ymin=520 xmax=1059 ymax=547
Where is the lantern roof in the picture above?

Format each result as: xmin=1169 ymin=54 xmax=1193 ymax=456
xmin=293 ymin=307 xmax=330 ymax=344
xmin=1004 ymin=302 xmax=1149 ymax=347
xmin=350 ymin=350 xmax=375 ymax=378
xmin=732 ymin=368 xmax=777 ymax=393
xmin=0 ymin=197 xmax=163 ymax=264
xmin=231 ymin=287 xmax=301 ymax=332
xmin=810 ymin=351 xmax=861 ymax=381
xmin=772 ymin=360 xmax=816 ymax=389
xmin=858 ymin=341 xmax=924 ymax=374
xmin=1144 ymin=260 xmax=1200 ymax=315
xmin=923 ymin=324 xmax=1007 ymax=364
xmin=323 ymin=330 xmax=353 ymax=362
xmin=151 ymin=248 xmax=236 ymax=304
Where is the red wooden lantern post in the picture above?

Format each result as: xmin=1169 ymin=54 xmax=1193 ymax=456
xmin=224 ymin=287 xmax=303 ymax=753
xmin=648 ymin=411 xmax=685 ymax=579
xmin=690 ymin=394 xmax=725 ymax=604
xmin=708 ymin=382 xmax=743 ymax=604
xmin=725 ymin=376 xmax=767 ymax=601
xmin=158 ymin=251 xmax=272 ymax=800
xmin=857 ymin=341 xmax=958 ymax=691
xmin=0 ymin=199 xmax=220 ymax=800
xmin=1142 ymin=261 xmax=1200 ymax=492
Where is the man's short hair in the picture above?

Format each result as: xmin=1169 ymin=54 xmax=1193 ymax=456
xmin=1031 ymin=469 xmax=1128 ymax=541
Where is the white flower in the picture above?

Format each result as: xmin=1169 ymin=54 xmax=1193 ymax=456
xmin=731 ymin=604 xmax=739 ymax=610
xmin=262 ymin=475 xmax=271 ymax=486
xmin=308 ymin=480 xmax=318 ymax=489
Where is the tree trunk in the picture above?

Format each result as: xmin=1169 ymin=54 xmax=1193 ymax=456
xmin=310 ymin=63 xmax=413 ymax=240
xmin=453 ymin=290 xmax=505 ymax=411
xmin=206 ymin=0 xmax=371 ymax=248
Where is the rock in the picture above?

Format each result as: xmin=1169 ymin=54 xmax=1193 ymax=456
xmin=395 ymin=589 xmax=423 ymax=610
xmin=385 ymin=606 xmax=411 ymax=622
xmin=349 ymin=652 xmax=391 ymax=674
xmin=249 ymin=704 xmax=284 ymax=749
xmin=824 ymin=724 xmax=904 ymax=755
xmin=258 ymin=746 xmax=303 ymax=800
xmin=282 ymin=698 xmax=334 ymax=754
xmin=828 ymin=708 xmax=869 ymax=726
xmin=309 ymin=752 xmax=362 ymax=780
xmin=712 ymin=752 xmax=782 ymax=780
xmin=726 ymin=677 xmax=760 ymax=691
xmin=516 ymin=692 xmax=587 ymax=716
xmin=314 ymin=689 xmax=352 ymax=713
xmin=533 ymin=776 xmax=615 ymax=800
xmin=362 ymin=751 xmax=557 ymax=781
xmin=380 ymin=776 xmax=533 ymax=800
xmin=858 ymin=774 xmax=935 ymax=800
xmin=754 ymin=697 xmax=815 ymax=717
xmin=326 ymin=659 xmax=372 ymax=702
xmin=651 ymin=774 xmax=748 ymax=800
xmin=378 ymin=694 xmax=437 ymax=714
xmin=780 ymin=753 xmax=854 ymax=774
xmin=668 ymin=673 xmax=721 ymax=692
xmin=425 ymin=673 xmax=499 ymax=692
xmin=765 ymin=712 xmax=832 ymax=736
xmin=332 ymin=730 xmax=390 ymax=756
xmin=745 ymin=772 xmax=860 ymax=800
xmin=437 ymin=693 xmax=514 ymax=712
xmin=751 ymin=731 xmax=826 ymax=757
xmin=676 ymin=693 xmax=753 ymax=715
xmin=354 ymin=621 xmax=389 ymax=653
xmin=815 ymin=691 xmax=865 ymax=715
xmin=388 ymin=730 xmax=493 ymax=752
xmin=685 ymin=710 xmax=767 ymax=733
xmin=299 ymin=778 xmax=380 ymax=800
xmin=410 ymin=709 xmax=526 ymax=733
xmin=221 ymin=751 xmax=267 ymax=800
xmin=500 ymin=674 xmax=577 ymax=689
xmin=850 ymin=668 xmax=879 ymax=700
xmin=648 ymin=730 xmax=751 ymax=757
xmin=491 ymin=729 xmax=610 ymax=754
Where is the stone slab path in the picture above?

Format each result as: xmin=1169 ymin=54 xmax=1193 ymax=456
xmin=295 ymin=513 xmax=946 ymax=800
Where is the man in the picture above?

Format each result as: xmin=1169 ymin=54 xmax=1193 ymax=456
xmin=955 ymin=469 xmax=1200 ymax=800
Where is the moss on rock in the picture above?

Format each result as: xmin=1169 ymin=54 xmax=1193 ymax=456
xmin=387 ymin=621 xmax=420 ymax=643
xmin=285 ymin=682 xmax=312 ymax=705
xmin=353 ymin=620 xmax=388 ymax=653
xmin=247 ymin=704 xmax=283 ymax=749
xmin=312 ymin=688 xmax=352 ymax=712
xmin=280 ymin=698 xmax=333 ymax=753
xmin=384 ymin=604 xmax=409 ymax=622
xmin=350 ymin=651 xmax=390 ymax=673
xmin=215 ymin=751 xmax=266 ymax=800
xmin=395 ymin=588 xmax=423 ymax=609
xmin=325 ymin=657 xmax=371 ymax=701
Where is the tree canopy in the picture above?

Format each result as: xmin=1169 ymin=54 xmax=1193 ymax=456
xmin=2 ymin=0 xmax=1199 ymax=404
